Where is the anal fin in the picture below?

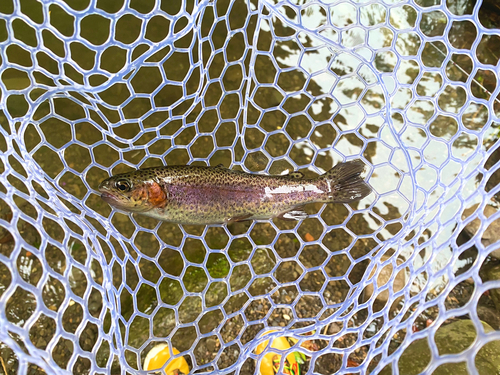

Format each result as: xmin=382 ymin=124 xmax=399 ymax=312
xmin=278 ymin=208 xmax=308 ymax=221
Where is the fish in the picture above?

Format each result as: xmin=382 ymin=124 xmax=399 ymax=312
xmin=98 ymin=160 xmax=371 ymax=225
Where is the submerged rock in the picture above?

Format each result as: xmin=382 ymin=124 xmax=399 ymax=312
xmin=380 ymin=320 xmax=500 ymax=375
xmin=484 ymin=264 xmax=500 ymax=313
xmin=362 ymin=254 xmax=407 ymax=312
xmin=462 ymin=204 xmax=500 ymax=259
xmin=477 ymin=305 xmax=500 ymax=330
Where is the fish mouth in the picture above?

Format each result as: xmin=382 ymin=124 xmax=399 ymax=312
xmin=100 ymin=191 xmax=126 ymax=208
xmin=100 ymin=191 xmax=148 ymax=212
xmin=101 ymin=190 xmax=127 ymax=208
xmin=99 ymin=181 xmax=134 ymax=210
xmin=101 ymin=192 xmax=135 ymax=211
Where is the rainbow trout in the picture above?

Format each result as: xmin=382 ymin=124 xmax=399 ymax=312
xmin=98 ymin=160 xmax=371 ymax=225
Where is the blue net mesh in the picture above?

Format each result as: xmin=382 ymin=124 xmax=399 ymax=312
xmin=1 ymin=0 xmax=500 ymax=373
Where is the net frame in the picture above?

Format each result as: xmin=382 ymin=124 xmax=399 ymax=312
xmin=0 ymin=0 xmax=499 ymax=374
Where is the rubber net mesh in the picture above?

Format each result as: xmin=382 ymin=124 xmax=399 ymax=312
xmin=1 ymin=0 xmax=500 ymax=374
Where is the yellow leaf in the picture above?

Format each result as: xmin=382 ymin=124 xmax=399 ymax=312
xmin=255 ymin=330 xmax=299 ymax=375
xmin=143 ymin=344 xmax=190 ymax=375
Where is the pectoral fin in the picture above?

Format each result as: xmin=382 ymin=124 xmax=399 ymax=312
xmin=225 ymin=213 xmax=253 ymax=223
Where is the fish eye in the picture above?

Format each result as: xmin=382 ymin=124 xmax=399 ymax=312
xmin=116 ymin=179 xmax=131 ymax=192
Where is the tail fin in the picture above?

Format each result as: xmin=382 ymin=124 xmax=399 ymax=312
xmin=321 ymin=160 xmax=372 ymax=203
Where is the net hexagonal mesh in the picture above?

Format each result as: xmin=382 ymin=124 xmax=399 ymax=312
xmin=1 ymin=0 xmax=500 ymax=373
